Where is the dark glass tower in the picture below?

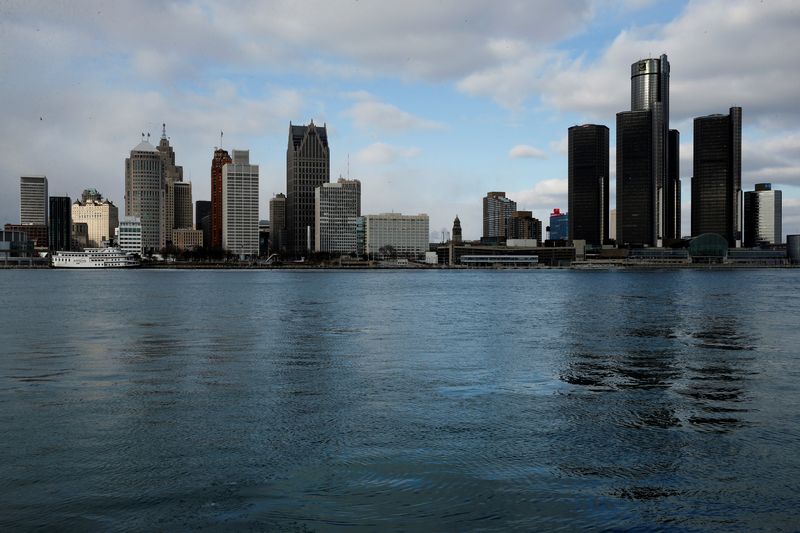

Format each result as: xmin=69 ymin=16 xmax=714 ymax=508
xmin=195 ymin=200 xmax=211 ymax=248
xmin=617 ymin=54 xmax=679 ymax=246
xmin=744 ymin=183 xmax=782 ymax=246
xmin=287 ymin=122 xmax=329 ymax=256
xmin=210 ymin=148 xmax=232 ymax=249
xmin=691 ymin=107 xmax=742 ymax=246
xmin=48 ymin=196 xmax=71 ymax=251
xmin=568 ymin=124 xmax=609 ymax=245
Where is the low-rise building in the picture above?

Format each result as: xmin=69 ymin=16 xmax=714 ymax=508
xmin=172 ymin=228 xmax=203 ymax=251
xmin=116 ymin=216 xmax=143 ymax=256
xmin=363 ymin=213 xmax=429 ymax=260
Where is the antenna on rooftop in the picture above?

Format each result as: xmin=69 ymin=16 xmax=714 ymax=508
xmin=347 ymin=153 xmax=350 ymax=179
xmin=220 ymin=130 xmax=223 ymax=148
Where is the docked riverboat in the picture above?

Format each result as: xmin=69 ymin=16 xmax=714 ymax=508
xmin=52 ymin=248 xmax=139 ymax=268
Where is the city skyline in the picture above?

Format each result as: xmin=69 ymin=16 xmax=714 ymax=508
xmin=1 ymin=1 xmax=799 ymax=240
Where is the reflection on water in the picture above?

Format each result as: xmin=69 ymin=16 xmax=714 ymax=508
xmin=1 ymin=269 xmax=799 ymax=531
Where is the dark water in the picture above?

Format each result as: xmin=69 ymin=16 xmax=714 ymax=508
xmin=1 ymin=269 xmax=799 ymax=531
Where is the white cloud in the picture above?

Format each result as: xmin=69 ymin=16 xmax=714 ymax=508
xmin=510 ymin=178 xmax=568 ymax=220
xmin=345 ymin=100 xmax=443 ymax=132
xmin=355 ymin=143 xmax=421 ymax=166
xmin=509 ymin=144 xmax=547 ymax=159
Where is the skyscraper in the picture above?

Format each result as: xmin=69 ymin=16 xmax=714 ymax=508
xmin=269 ymin=193 xmax=287 ymax=254
xmin=48 ymin=196 xmax=71 ymax=251
xmin=568 ymin=124 xmax=609 ymax=245
xmin=315 ymin=178 xmax=361 ymax=254
xmin=173 ymin=181 xmax=193 ymax=230
xmin=691 ymin=107 xmax=742 ymax=246
xmin=156 ymin=124 xmax=184 ymax=243
xmin=210 ymin=148 xmax=232 ymax=249
xmin=483 ymin=192 xmax=516 ymax=241
xmin=744 ymin=183 xmax=781 ymax=246
xmin=20 ymin=176 xmax=48 ymax=226
xmin=195 ymin=200 xmax=211 ymax=248
xmin=125 ymin=136 xmax=163 ymax=251
xmin=72 ymin=193 xmax=119 ymax=248
xmin=287 ymin=121 xmax=330 ymax=255
xmin=507 ymin=211 xmax=542 ymax=242
xmin=616 ymin=55 xmax=679 ymax=246
xmin=222 ymin=150 xmax=259 ymax=257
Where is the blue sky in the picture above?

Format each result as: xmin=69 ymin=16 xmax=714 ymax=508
xmin=1 ymin=0 xmax=798 ymax=240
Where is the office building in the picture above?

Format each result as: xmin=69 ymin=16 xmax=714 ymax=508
xmin=125 ymin=136 xmax=163 ymax=251
xmin=744 ymin=183 xmax=782 ymax=246
xmin=172 ymin=228 xmax=204 ymax=251
xmin=616 ymin=55 xmax=679 ymax=246
xmin=210 ymin=148 xmax=232 ymax=249
xmin=259 ymin=220 xmax=270 ymax=256
xmin=116 ymin=216 xmax=143 ymax=256
xmin=507 ymin=211 xmax=542 ymax=243
xmin=48 ymin=196 xmax=72 ymax=251
xmin=363 ymin=213 xmax=429 ymax=259
xmin=549 ymin=208 xmax=569 ymax=241
xmin=195 ymin=200 xmax=211 ymax=247
xmin=222 ymin=150 xmax=259 ymax=257
xmin=173 ymin=181 xmax=193 ymax=230
xmin=569 ymin=124 xmax=609 ymax=245
xmin=287 ymin=121 xmax=330 ymax=255
xmin=20 ymin=176 xmax=48 ymax=226
xmin=4 ymin=224 xmax=47 ymax=249
xmin=156 ymin=125 xmax=184 ymax=242
xmin=452 ymin=216 xmax=462 ymax=245
xmin=483 ymin=192 xmax=516 ymax=241
xmin=71 ymin=194 xmax=119 ymax=249
xmin=269 ymin=193 xmax=287 ymax=254
xmin=692 ymin=107 xmax=742 ymax=246
xmin=315 ymin=178 xmax=361 ymax=254
xmin=72 ymin=222 xmax=88 ymax=250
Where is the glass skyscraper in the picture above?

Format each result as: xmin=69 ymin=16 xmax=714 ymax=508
xmin=568 ymin=124 xmax=608 ymax=245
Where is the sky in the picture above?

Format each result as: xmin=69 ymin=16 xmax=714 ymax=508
xmin=1 ymin=0 xmax=799 ymax=241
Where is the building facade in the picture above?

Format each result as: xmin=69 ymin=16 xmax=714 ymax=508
xmin=210 ymin=148 xmax=232 ymax=249
xmin=4 ymin=224 xmax=47 ymax=249
xmin=49 ymin=196 xmax=72 ymax=251
xmin=744 ymin=183 xmax=782 ymax=246
xmin=549 ymin=208 xmax=569 ymax=241
xmin=72 ymin=222 xmax=88 ymax=250
xmin=568 ymin=124 xmax=609 ymax=245
xmin=363 ymin=213 xmax=429 ymax=259
xmin=692 ymin=107 xmax=743 ymax=247
xmin=173 ymin=181 xmax=193 ymax=230
xmin=125 ymin=138 xmax=163 ymax=251
xmin=195 ymin=200 xmax=211 ymax=248
xmin=20 ymin=176 xmax=48 ymax=226
xmin=287 ymin=122 xmax=330 ymax=255
xmin=72 ymin=195 xmax=119 ymax=248
xmin=222 ymin=150 xmax=259 ymax=256
xmin=172 ymin=228 xmax=204 ymax=251
xmin=315 ymin=178 xmax=361 ymax=255
xmin=116 ymin=216 xmax=142 ymax=256
xmin=269 ymin=193 xmax=287 ymax=254
xmin=617 ymin=55 xmax=680 ymax=246
xmin=483 ymin=192 xmax=516 ymax=241
xmin=452 ymin=216 xmax=462 ymax=245
xmin=156 ymin=125 xmax=184 ymax=242
xmin=508 ymin=211 xmax=542 ymax=243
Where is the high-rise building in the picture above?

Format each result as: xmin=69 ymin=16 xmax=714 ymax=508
xmin=507 ymin=211 xmax=542 ymax=243
xmin=692 ymin=107 xmax=742 ymax=246
xmin=314 ymin=178 xmax=361 ymax=255
xmin=156 ymin=124 xmax=184 ymax=242
xmin=363 ymin=213 xmax=429 ymax=259
xmin=125 ymin=136 xmax=163 ymax=251
xmin=569 ymin=124 xmax=609 ymax=245
xmin=549 ymin=208 xmax=569 ymax=241
xmin=452 ymin=215 xmax=462 ymax=245
xmin=48 ymin=196 xmax=71 ymax=251
xmin=195 ymin=200 xmax=211 ymax=247
xmin=483 ymin=192 xmax=516 ymax=241
xmin=222 ymin=150 xmax=259 ymax=257
xmin=287 ymin=121 xmax=330 ymax=255
xmin=210 ymin=148 xmax=232 ymax=249
xmin=72 ymin=194 xmax=119 ymax=248
xmin=173 ymin=181 xmax=193 ymax=230
xmin=20 ymin=176 xmax=48 ymax=226
xmin=616 ymin=55 xmax=679 ymax=246
xmin=116 ymin=216 xmax=143 ymax=256
xmin=744 ymin=183 xmax=782 ymax=246
xmin=269 ymin=193 xmax=287 ymax=254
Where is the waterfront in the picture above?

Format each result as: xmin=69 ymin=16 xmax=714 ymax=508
xmin=1 ymin=270 xmax=799 ymax=531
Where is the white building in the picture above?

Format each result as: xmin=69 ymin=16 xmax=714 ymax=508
xmin=72 ymin=196 xmax=119 ymax=248
xmin=125 ymin=139 xmax=164 ymax=251
xmin=363 ymin=213 xmax=429 ymax=260
xmin=315 ymin=178 xmax=361 ymax=255
xmin=116 ymin=216 xmax=143 ymax=256
xmin=222 ymin=150 xmax=259 ymax=257
xmin=20 ymin=176 xmax=48 ymax=226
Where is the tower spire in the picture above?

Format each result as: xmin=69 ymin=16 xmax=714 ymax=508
xmin=161 ymin=123 xmax=167 ymax=139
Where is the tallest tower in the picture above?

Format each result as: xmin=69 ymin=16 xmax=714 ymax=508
xmin=617 ymin=54 xmax=680 ymax=246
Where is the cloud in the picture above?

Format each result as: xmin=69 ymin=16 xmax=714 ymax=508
xmin=509 ymin=144 xmax=547 ymax=159
xmin=354 ymin=143 xmax=421 ymax=166
xmin=510 ymin=178 xmax=568 ymax=220
xmin=344 ymin=99 xmax=443 ymax=132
